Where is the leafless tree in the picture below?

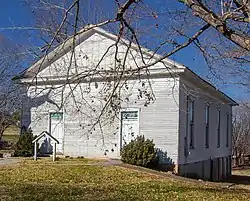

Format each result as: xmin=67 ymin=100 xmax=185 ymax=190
xmin=182 ymin=0 xmax=250 ymax=51
xmin=1 ymin=0 xmax=249 ymax=148
xmin=0 ymin=112 xmax=20 ymax=142
xmin=232 ymin=103 xmax=250 ymax=166
xmin=16 ymin=0 xmax=249 ymax=87
xmin=180 ymin=0 xmax=250 ymax=89
xmin=0 ymin=33 xmax=23 ymax=141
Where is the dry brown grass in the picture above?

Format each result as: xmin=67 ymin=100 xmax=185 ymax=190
xmin=0 ymin=158 xmax=249 ymax=201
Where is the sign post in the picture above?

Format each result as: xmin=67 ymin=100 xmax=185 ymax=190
xmin=32 ymin=131 xmax=59 ymax=162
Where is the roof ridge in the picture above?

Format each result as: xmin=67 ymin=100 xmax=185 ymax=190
xmin=16 ymin=25 xmax=186 ymax=79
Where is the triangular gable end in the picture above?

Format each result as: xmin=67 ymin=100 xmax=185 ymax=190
xmin=92 ymin=26 xmax=186 ymax=69
xmin=19 ymin=28 xmax=96 ymax=79
xmin=18 ymin=25 xmax=185 ymax=79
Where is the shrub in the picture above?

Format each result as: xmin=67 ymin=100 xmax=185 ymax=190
xmin=121 ymin=135 xmax=158 ymax=168
xmin=14 ymin=128 xmax=34 ymax=157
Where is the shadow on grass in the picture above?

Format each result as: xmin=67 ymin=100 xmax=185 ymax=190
xmin=1 ymin=180 xmax=250 ymax=201
xmin=153 ymin=149 xmax=175 ymax=172
xmin=226 ymin=174 xmax=250 ymax=185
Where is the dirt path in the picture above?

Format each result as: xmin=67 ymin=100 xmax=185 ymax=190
xmin=0 ymin=158 xmax=21 ymax=166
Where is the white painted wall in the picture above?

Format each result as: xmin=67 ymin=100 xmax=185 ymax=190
xmin=21 ymin=30 xmax=234 ymax=165
xmin=178 ymin=77 xmax=232 ymax=165
xmin=36 ymin=32 xmax=176 ymax=79
xmin=22 ymin=77 xmax=180 ymax=163
xmin=123 ymin=78 xmax=180 ymax=163
xmin=22 ymin=30 xmax=181 ymax=163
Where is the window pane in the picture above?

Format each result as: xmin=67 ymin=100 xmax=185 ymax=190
xmin=217 ymin=110 xmax=220 ymax=127
xmin=121 ymin=111 xmax=138 ymax=121
xmin=205 ymin=105 xmax=209 ymax=148
xmin=205 ymin=105 xmax=209 ymax=124
xmin=190 ymin=124 xmax=194 ymax=147
xmin=187 ymin=98 xmax=194 ymax=148
xmin=205 ymin=126 xmax=209 ymax=148
xmin=217 ymin=109 xmax=220 ymax=147
xmin=226 ymin=114 xmax=229 ymax=147
xmin=50 ymin=112 xmax=63 ymax=120
xmin=189 ymin=100 xmax=194 ymax=122
xmin=217 ymin=129 xmax=220 ymax=147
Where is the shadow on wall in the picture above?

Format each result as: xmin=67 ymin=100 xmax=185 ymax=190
xmin=20 ymin=126 xmax=54 ymax=154
xmin=21 ymin=88 xmax=60 ymax=153
xmin=22 ymin=88 xmax=60 ymax=129
xmin=39 ymin=138 xmax=53 ymax=154
xmin=156 ymin=148 xmax=175 ymax=172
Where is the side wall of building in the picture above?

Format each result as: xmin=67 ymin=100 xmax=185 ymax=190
xmin=178 ymin=76 xmax=232 ymax=181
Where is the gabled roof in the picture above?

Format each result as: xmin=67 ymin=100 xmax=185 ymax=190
xmin=15 ymin=24 xmax=185 ymax=79
xmin=184 ymin=68 xmax=238 ymax=106
xmin=32 ymin=131 xmax=59 ymax=144
xmin=15 ymin=25 xmax=238 ymax=106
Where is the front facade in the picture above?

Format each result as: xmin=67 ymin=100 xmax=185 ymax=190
xmin=18 ymin=26 xmax=237 ymax=181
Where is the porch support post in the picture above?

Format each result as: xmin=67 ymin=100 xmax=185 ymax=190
xmin=34 ymin=141 xmax=37 ymax=161
xmin=53 ymin=142 xmax=56 ymax=162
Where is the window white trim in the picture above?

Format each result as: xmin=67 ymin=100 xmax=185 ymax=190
xmin=216 ymin=108 xmax=221 ymax=148
xmin=120 ymin=108 xmax=140 ymax=149
xmin=187 ymin=96 xmax=195 ymax=149
xmin=47 ymin=109 xmax=65 ymax=153
xmin=226 ymin=113 xmax=229 ymax=147
xmin=205 ymin=103 xmax=210 ymax=148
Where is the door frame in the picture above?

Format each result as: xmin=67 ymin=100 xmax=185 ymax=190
xmin=119 ymin=108 xmax=140 ymax=151
xmin=47 ymin=110 xmax=65 ymax=153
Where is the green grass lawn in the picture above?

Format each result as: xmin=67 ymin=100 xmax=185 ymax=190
xmin=1 ymin=135 xmax=19 ymax=143
xmin=1 ymin=126 xmax=19 ymax=145
xmin=0 ymin=134 xmax=19 ymax=154
xmin=3 ymin=126 xmax=19 ymax=137
xmin=1 ymin=126 xmax=19 ymax=154
xmin=233 ymin=168 xmax=250 ymax=176
xmin=0 ymin=158 xmax=249 ymax=201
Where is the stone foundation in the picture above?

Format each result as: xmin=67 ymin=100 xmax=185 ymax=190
xmin=178 ymin=156 xmax=231 ymax=181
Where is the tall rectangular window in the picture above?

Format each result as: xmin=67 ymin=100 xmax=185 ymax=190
xmin=205 ymin=104 xmax=209 ymax=148
xmin=217 ymin=109 xmax=221 ymax=147
xmin=226 ymin=113 xmax=229 ymax=147
xmin=187 ymin=97 xmax=195 ymax=148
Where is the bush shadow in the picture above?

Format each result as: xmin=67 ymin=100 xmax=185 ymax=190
xmin=153 ymin=149 xmax=175 ymax=172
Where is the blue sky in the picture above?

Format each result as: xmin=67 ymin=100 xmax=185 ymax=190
xmin=0 ymin=0 xmax=248 ymax=101
xmin=0 ymin=1 xmax=33 ymax=42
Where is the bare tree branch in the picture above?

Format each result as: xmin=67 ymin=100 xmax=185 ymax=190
xmin=182 ymin=0 xmax=250 ymax=51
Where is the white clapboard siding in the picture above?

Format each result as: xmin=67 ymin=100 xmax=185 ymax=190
xmin=61 ymin=77 xmax=179 ymax=162
xmin=22 ymin=30 xmax=181 ymax=163
xmin=36 ymin=32 xmax=177 ymax=79
xmin=178 ymin=77 xmax=232 ymax=165
xmin=21 ymin=28 xmax=234 ymax=166
xmin=23 ymin=77 xmax=180 ymax=162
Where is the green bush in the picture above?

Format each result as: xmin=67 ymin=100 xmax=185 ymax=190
xmin=121 ymin=136 xmax=158 ymax=168
xmin=14 ymin=128 xmax=34 ymax=157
